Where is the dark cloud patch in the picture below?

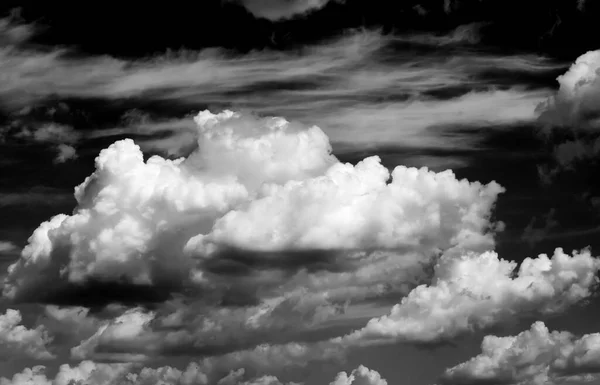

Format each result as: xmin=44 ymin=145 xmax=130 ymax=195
xmin=15 ymin=280 xmax=179 ymax=310
xmin=5 ymin=0 xmax=600 ymax=61
xmin=201 ymin=247 xmax=357 ymax=277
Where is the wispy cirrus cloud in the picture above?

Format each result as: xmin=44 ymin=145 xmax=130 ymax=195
xmin=0 ymin=15 xmax=564 ymax=169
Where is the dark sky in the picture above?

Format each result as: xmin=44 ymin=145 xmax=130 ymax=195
xmin=2 ymin=0 xmax=600 ymax=58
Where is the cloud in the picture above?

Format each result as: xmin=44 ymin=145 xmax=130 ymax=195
xmin=536 ymin=50 xmax=600 ymax=129
xmin=0 ymin=308 xmax=55 ymax=360
xmin=228 ymin=0 xmax=344 ymax=21
xmin=71 ymin=299 xmax=346 ymax=368
xmin=0 ymin=20 xmax=560 ymax=168
xmin=0 ymin=27 xmax=387 ymax=110
xmin=0 ymin=241 xmax=18 ymax=254
xmin=71 ymin=308 xmax=156 ymax=362
xmin=554 ymin=137 xmax=600 ymax=168
xmin=441 ymin=321 xmax=600 ymax=385
xmin=0 ymin=361 xmax=131 ymax=385
xmin=192 ymin=152 xmax=503 ymax=255
xmin=1 ymin=121 xmax=80 ymax=163
xmin=329 ymin=365 xmax=388 ymax=385
xmin=54 ymin=144 xmax=78 ymax=163
xmin=533 ymin=50 xmax=600 ymax=195
xmin=0 ymin=359 xmax=384 ymax=385
xmin=395 ymin=23 xmax=488 ymax=46
xmin=1 ymin=110 xmax=337 ymax=302
xmin=3 ymin=110 xmax=504 ymax=306
xmin=38 ymin=305 xmax=102 ymax=347
xmin=0 ymin=186 xmax=73 ymax=208
xmin=340 ymin=247 xmax=600 ymax=344
xmin=0 ymin=10 xmax=35 ymax=47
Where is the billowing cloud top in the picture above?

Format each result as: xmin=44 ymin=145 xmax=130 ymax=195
xmin=341 ymin=247 xmax=600 ymax=344
xmin=537 ymin=50 xmax=600 ymax=128
xmin=3 ymin=109 xmax=504 ymax=307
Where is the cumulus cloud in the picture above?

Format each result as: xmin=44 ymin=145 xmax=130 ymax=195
xmin=340 ymin=248 xmax=600 ymax=344
xmin=0 ymin=361 xmax=130 ymax=385
xmin=192 ymin=152 xmax=503 ymax=255
xmin=0 ymin=360 xmax=385 ymax=385
xmin=0 ymin=359 xmax=387 ymax=385
xmin=329 ymin=365 xmax=388 ymax=385
xmin=3 ymin=110 xmax=503 ymax=306
xmin=534 ymin=50 xmax=600 ymax=195
xmin=229 ymin=0 xmax=344 ymax=21
xmin=441 ymin=321 xmax=600 ymax=385
xmin=536 ymin=50 xmax=600 ymax=129
xmin=0 ymin=308 xmax=55 ymax=360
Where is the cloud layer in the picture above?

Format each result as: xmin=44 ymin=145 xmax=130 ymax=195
xmin=0 ymin=361 xmax=386 ymax=385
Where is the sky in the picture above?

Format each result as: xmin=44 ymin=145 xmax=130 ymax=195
xmin=1 ymin=1 xmax=600 ymax=385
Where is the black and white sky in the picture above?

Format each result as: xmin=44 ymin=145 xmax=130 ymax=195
xmin=1 ymin=1 xmax=600 ymax=384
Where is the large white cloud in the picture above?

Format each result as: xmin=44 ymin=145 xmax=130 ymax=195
xmin=0 ymin=308 xmax=54 ymax=360
xmin=3 ymin=109 xmax=504 ymax=303
xmin=2 ymin=110 xmax=338 ymax=300
xmin=441 ymin=321 xmax=600 ymax=385
xmin=340 ymin=248 xmax=600 ymax=344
